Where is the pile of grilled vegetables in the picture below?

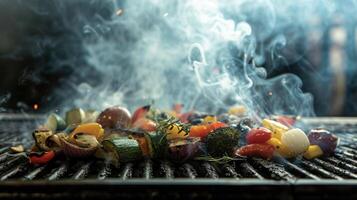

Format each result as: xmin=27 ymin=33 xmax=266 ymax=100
xmin=25 ymin=105 xmax=338 ymax=166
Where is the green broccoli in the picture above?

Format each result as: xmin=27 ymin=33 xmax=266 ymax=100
xmin=205 ymin=127 xmax=240 ymax=157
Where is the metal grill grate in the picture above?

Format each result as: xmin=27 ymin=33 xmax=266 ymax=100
xmin=0 ymin=115 xmax=357 ymax=199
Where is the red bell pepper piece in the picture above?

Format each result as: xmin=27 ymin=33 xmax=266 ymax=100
xmin=131 ymin=105 xmax=150 ymax=124
xmin=29 ymin=151 xmax=55 ymax=165
xmin=235 ymin=144 xmax=275 ymax=159
xmin=275 ymin=116 xmax=296 ymax=126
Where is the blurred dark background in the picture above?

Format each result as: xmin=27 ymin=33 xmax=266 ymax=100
xmin=0 ymin=0 xmax=357 ymax=116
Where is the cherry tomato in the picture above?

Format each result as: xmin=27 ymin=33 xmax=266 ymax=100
xmin=29 ymin=151 xmax=55 ymax=165
xmin=246 ymin=127 xmax=272 ymax=144
xmin=235 ymin=144 xmax=275 ymax=159
xmin=131 ymin=105 xmax=151 ymax=124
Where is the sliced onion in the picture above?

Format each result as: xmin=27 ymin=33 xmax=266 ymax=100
xmin=167 ymin=137 xmax=202 ymax=162
xmin=60 ymin=138 xmax=98 ymax=158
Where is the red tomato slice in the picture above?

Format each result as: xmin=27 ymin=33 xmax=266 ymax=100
xmin=235 ymin=144 xmax=275 ymax=159
xmin=246 ymin=127 xmax=272 ymax=144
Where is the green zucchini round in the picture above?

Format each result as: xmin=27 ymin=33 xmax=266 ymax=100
xmin=102 ymin=138 xmax=142 ymax=163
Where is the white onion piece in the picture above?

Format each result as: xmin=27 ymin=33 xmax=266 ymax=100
xmin=281 ymin=128 xmax=310 ymax=156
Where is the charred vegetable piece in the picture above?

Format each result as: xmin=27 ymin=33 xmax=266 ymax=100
xmin=144 ymin=132 xmax=168 ymax=159
xmin=102 ymin=138 xmax=142 ymax=163
xmin=29 ymin=151 xmax=55 ymax=165
xmin=71 ymin=134 xmax=99 ymax=148
xmin=10 ymin=145 xmax=24 ymax=153
xmin=266 ymin=138 xmax=293 ymax=158
xmin=60 ymin=138 xmax=98 ymax=157
xmin=45 ymin=134 xmax=63 ymax=152
xmin=281 ymin=128 xmax=310 ymax=156
xmin=308 ymin=129 xmax=338 ymax=155
xmin=262 ymin=119 xmax=288 ymax=140
xmin=131 ymin=105 xmax=151 ymax=125
xmin=206 ymin=127 xmax=240 ymax=157
xmin=70 ymin=123 xmax=104 ymax=140
xmin=132 ymin=118 xmax=157 ymax=132
xmin=235 ymin=144 xmax=275 ymax=159
xmin=96 ymin=106 xmax=131 ymax=129
xmin=45 ymin=113 xmax=66 ymax=132
xmin=246 ymin=127 xmax=272 ymax=144
xmin=166 ymin=123 xmax=188 ymax=140
xmin=168 ymin=137 xmax=202 ymax=162
xmin=303 ymin=145 xmax=324 ymax=159
xmin=65 ymin=108 xmax=86 ymax=126
xmin=33 ymin=128 xmax=53 ymax=151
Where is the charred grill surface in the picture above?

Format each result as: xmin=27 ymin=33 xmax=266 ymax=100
xmin=0 ymin=116 xmax=357 ymax=199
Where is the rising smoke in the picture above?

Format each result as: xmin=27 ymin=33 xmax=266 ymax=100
xmin=11 ymin=0 xmax=357 ymax=117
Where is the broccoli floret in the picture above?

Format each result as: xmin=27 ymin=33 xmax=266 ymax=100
xmin=205 ymin=127 xmax=240 ymax=157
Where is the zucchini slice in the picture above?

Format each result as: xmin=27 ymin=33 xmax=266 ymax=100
xmin=102 ymin=138 xmax=142 ymax=163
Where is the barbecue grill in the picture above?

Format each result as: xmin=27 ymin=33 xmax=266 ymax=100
xmin=0 ymin=115 xmax=356 ymax=199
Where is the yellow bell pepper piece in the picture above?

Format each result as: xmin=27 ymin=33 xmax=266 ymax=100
xmin=262 ymin=119 xmax=289 ymax=140
xmin=166 ymin=124 xmax=188 ymax=140
xmin=70 ymin=123 xmax=104 ymax=140
xmin=267 ymin=138 xmax=294 ymax=158
xmin=303 ymin=145 xmax=323 ymax=159
xmin=228 ymin=106 xmax=246 ymax=116
xmin=203 ymin=116 xmax=217 ymax=124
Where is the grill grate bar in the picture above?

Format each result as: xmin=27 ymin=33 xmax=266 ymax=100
xmin=23 ymin=165 xmax=47 ymax=180
xmin=323 ymin=157 xmax=357 ymax=174
xmin=159 ymin=161 xmax=174 ymax=178
xmin=238 ymin=163 xmax=264 ymax=179
xmin=180 ymin=163 xmax=197 ymax=179
xmin=72 ymin=162 xmax=92 ymax=180
xmin=143 ymin=159 xmax=153 ymax=179
xmin=283 ymin=160 xmax=320 ymax=180
xmin=201 ymin=162 xmax=219 ymax=178
xmin=312 ymin=158 xmax=357 ymax=179
xmin=251 ymin=158 xmax=296 ymax=181
xmin=334 ymin=153 xmax=357 ymax=166
xmin=221 ymin=164 xmax=240 ymax=178
xmin=0 ymin=155 xmax=26 ymax=172
xmin=120 ymin=163 xmax=133 ymax=180
xmin=47 ymin=163 xmax=69 ymax=180
xmin=0 ymin=163 xmax=27 ymax=180
xmin=300 ymin=160 xmax=343 ymax=180
xmin=97 ymin=162 xmax=111 ymax=180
